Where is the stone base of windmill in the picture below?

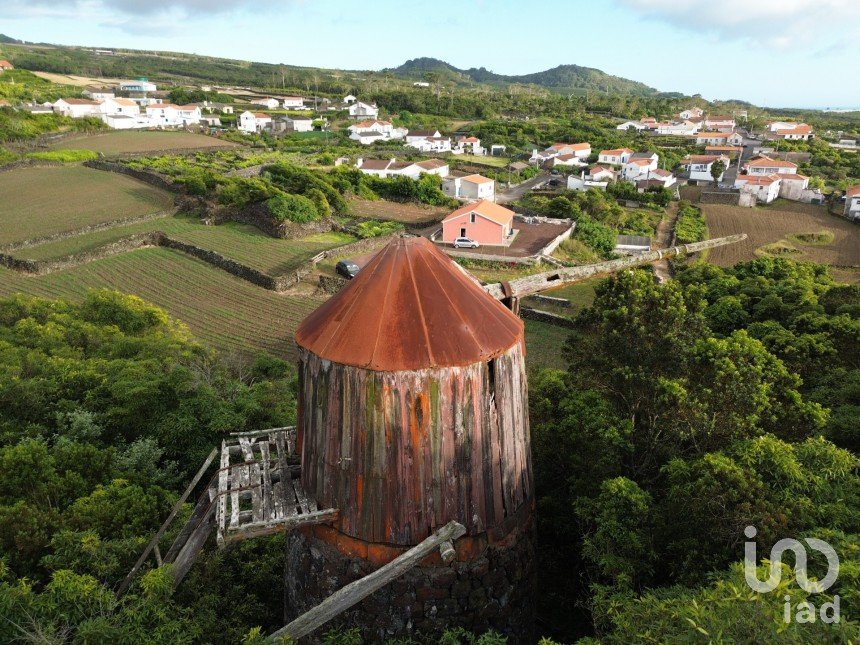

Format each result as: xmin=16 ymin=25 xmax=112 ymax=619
xmin=283 ymin=518 xmax=536 ymax=642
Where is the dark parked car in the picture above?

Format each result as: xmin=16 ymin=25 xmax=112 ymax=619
xmin=548 ymin=179 xmax=561 ymax=187
xmin=336 ymin=260 xmax=360 ymax=279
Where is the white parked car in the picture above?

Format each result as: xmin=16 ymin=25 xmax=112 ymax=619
xmin=453 ymin=237 xmax=480 ymax=248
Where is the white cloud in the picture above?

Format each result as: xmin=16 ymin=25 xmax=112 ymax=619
xmin=617 ymin=0 xmax=860 ymax=51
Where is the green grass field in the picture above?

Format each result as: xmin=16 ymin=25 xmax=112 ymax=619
xmin=50 ymin=131 xmax=240 ymax=155
xmin=455 ymin=154 xmax=508 ymax=167
xmin=15 ymin=214 xmax=356 ymax=276
xmin=0 ymin=248 xmax=324 ymax=359
xmin=524 ymin=319 xmax=571 ymax=371
xmin=0 ymin=166 xmax=174 ymax=246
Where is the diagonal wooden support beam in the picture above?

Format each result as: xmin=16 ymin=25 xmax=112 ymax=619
xmin=269 ymin=521 xmax=467 ymax=641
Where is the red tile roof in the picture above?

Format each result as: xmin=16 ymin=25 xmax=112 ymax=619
xmin=460 ymin=173 xmax=494 ymax=185
xmin=600 ymin=148 xmax=633 ymax=156
xmin=444 ymin=199 xmax=514 ymax=226
xmin=846 ymin=186 xmax=860 ymax=197
xmin=745 ymin=156 xmax=797 ymax=169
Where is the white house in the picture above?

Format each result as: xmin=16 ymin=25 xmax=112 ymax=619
xmin=568 ymin=171 xmax=608 ymax=191
xmin=349 ymin=101 xmax=379 ymax=119
xmin=101 ymin=114 xmax=150 ymax=130
xmin=616 ymin=120 xmax=649 ymax=131
xmin=413 ymin=81 xmax=430 ymax=87
xmin=679 ymin=107 xmax=704 ymax=119
xmin=350 ymin=130 xmax=387 ymax=145
xmin=548 ymin=142 xmax=591 ymax=159
xmin=638 ymin=168 xmax=676 ymax=188
xmin=83 ymin=86 xmax=115 ymax=101
xmin=656 ymin=122 xmax=699 ymax=135
xmin=598 ymin=148 xmax=633 ymax=165
xmin=694 ymin=132 xmax=730 ymax=146
xmin=119 ymin=80 xmax=157 ymax=93
xmin=743 ymin=155 xmax=798 ymax=175
xmin=356 ymin=158 xmax=421 ymax=179
xmin=551 ymin=153 xmax=588 ymax=168
xmin=405 ymin=129 xmax=442 ymax=144
xmin=101 ymin=97 xmax=140 ymax=117
xmin=238 ymin=111 xmax=272 ymax=133
xmin=735 ymin=174 xmax=781 ymax=204
xmin=348 ymin=120 xmax=406 ymax=144
xmin=252 ymin=97 xmax=280 ymax=109
xmin=284 ymin=115 xmax=314 ymax=132
xmin=343 ymin=94 xmax=357 ymax=104
xmin=53 ymin=98 xmax=102 ymax=118
xmin=778 ymin=174 xmax=810 ymax=200
xmin=442 ymin=173 xmax=495 ymax=201
xmin=622 ymin=152 xmax=659 ymax=181
xmin=415 ymin=159 xmax=449 ymax=177
xmin=405 ymin=130 xmax=452 ymax=153
xmin=588 ymin=165 xmax=615 ymax=182
xmin=281 ymin=96 xmax=305 ymax=109
xmin=844 ymin=185 xmax=860 ymax=221
xmin=681 ymin=154 xmax=729 ymax=183
xmin=703 ymin=115 xmax=736 ymax=132
xmin=772 ymin=123 xmax=813 ymax=140
xmin=453 ymin=136 xmax=485 ymax=155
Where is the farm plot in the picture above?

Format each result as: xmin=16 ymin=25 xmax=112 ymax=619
xmin=703 ymin=200 xmax=860 ymax=270
xmin=349 ymin=198 xmax=450 ymax=224
xmin=14 ymin=214 xmax=356 ymax=276
xmin=0 ymin=166 xmax=173 ymax=246
xmin=0 ymin=248 xmax=325 ymax=359
xmin=50 ymin=131 xmax=239 ymax=155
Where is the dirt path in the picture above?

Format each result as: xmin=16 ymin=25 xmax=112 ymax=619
xmin=652 ymin=201 xmax=679 ymax=283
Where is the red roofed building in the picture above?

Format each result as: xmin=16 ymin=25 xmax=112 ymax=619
xmin=0 ymin=60 xmax=13 ymax=71
xmin=441 ymin=199 xmax=515 ymax=245
xmin=743 ymin=155 xmax=798 ymax=175
xmin=844 ymin=185 xmax=860 ymax=221
xmin=442 ymin=173 xmax=495 ymax=201
xmin=734 ymin=173 xmax=781 ymax=203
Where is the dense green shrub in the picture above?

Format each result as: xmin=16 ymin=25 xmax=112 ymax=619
xmin=266 ymin=193 xmax=319 ymax=223
xmin=674 ymin=201 xmax=707 ymax=244
xmin=355 ymin=220 xmax=404 ymax=238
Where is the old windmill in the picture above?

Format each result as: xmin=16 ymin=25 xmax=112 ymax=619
xmin=121 ymin=233 xmax=744 ymax=641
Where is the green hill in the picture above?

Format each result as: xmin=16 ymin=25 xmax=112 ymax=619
xmin=390 ymin=57 xmax=660 ymax=96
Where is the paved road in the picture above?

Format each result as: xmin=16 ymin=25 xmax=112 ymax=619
xmin=496 ymin=172 xmax=549 ymax=204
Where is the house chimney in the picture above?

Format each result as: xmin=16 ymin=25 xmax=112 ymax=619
xmin=356 ymin=158 xmax=363 ymax=168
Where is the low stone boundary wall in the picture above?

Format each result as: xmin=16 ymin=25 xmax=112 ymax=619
xmin=529 ymin=294 xmax=571 ymax=308
xmin=700 ymin=190 xmax=740 ymax=205
xmin=443 ymin=249 xmax=536 ymax=265
xmin=84 ymin=160 xmax=179 ymax=193
xmin=539 ymin=222 xmax=575 ymax=257
xmin=1 ymin=232 xmax=159 ymax=275
xmin=520 ymin=307 xmax=577 ymax=329
xmin=318 ymin=274 xmax=347 ymax=294
xmin=0 ymin=210 xmax=174 ymax=253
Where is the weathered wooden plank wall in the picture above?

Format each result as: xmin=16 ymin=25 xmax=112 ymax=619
xmin=297 ymin=341 xmax=531 ymax=546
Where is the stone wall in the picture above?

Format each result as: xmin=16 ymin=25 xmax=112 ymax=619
xmin=1 ymin=233 xmax=159 ymax=275
xmin=0 ymin=211 xmax=172 ymax=254
xmin=284 ymin=521 xmax=536 ymax=643
xmin=317 ymin=274 xmax=347 ymax=294
xmin=520 ymin=307 xmax=577 ymax=329
xmin=700 ymin=190 xmax=740 ymax=205
xmin=84 ymin=160 xmax=180 ymax=193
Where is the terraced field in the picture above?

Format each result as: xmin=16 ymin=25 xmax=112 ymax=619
xmin=0 ymin=248 xmax=324 ymax=359
xmin=50 ymin=131 xmax=239 ymax=155
xmin=0 ymin=166 xmax=173 ymax=246
xmin=15 ymin=214 xmax=356 ymax=276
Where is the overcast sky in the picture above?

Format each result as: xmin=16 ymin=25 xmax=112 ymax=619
xmin=4 ymin=0 xmax=859 ymax=108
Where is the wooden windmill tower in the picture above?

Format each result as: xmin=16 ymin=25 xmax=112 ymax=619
xmin=124 ymin=233 xmax=744 ymax=641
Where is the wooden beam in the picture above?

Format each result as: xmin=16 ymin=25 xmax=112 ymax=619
xmin=224 ymin=508 xmax=339 ymax=543
xmin=117 ymin=446 xmax=217 ymax=597
xmin=483 ymin=234 xmax=747 ymax=301
xmin=171 ymin=501 xmax=217 ymax=589
xmin=269 ymin=521 xmax=467 ymax=641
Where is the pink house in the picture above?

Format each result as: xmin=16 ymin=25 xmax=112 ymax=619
xmin=441 ymin=200 xmax=515 ymax=246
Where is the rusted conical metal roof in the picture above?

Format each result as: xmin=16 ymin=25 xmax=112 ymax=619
xmin=295 ymin=237 xmax=523 ymax=371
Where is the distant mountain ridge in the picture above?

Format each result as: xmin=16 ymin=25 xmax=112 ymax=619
xmin=388 ymin=57 xmax=661 ymax=96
